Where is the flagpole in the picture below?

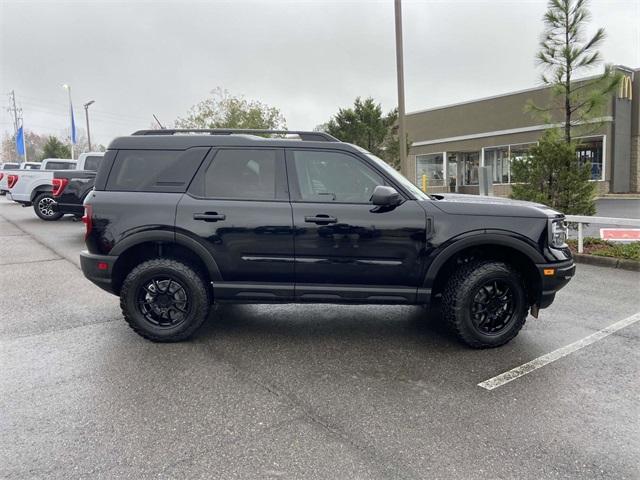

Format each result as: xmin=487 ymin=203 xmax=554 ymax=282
xmin=21 ymin=119 xmax=27 ymax=162
xmin=63 ymin=84 xmax=74 ymax=160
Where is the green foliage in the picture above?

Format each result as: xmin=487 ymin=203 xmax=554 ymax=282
xmin=323 ymin=97 xmax=406 ymax=170
xmin=41 ymin=136 xmax=71 ymax=160
xmin=176 ymin=88 xmax=286 ymax=130
xmin=528 ymin=0 xmax=620 ymax=142
xmin=511 ymin=131 xmax=596 ymax=215
xmin=567 ymin=237 xmax=640 ymax=261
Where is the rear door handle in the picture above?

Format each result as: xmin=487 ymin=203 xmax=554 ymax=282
xmin=194 ymin=212 xmax=226 ymax=222
xmin=304 ymin=215 xmax=337 ymax=224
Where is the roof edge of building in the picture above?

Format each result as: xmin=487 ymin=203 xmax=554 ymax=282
xmin=406 ymin=65 xmax=638 ymax=117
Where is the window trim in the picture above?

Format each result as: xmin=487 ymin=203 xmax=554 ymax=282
xmin=189 ymin=147 xmax=289 ymax=202
xmin=284 ymin=148 xmax=399 ymax=205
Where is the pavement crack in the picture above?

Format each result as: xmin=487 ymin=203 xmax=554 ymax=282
xmin=1 ymin=257 xmax=64 ymax=266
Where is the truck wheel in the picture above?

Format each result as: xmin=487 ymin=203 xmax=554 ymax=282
xmin=33 ymin=192 xmax=63 ymax=221
xmin=120 ymin=259 xmax=211 ymax=342
xmin=442 ymin=260 xmax=528 ymax=348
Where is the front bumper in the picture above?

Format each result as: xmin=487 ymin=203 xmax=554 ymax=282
xmin=536 ymin=258 xmax=576 ymax=309
xmin=80 ymin=250 xmax=117 ymax=295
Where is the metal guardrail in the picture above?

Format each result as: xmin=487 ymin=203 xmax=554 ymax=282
xmin=564 ymin=215 xmax=640 ymax=253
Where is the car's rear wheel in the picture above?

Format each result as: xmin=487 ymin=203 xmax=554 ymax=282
xmin=33 ymin=192 xmax=63 ymax=221
xmin=120 ymin=258 xmax=211 ymax=342
xmin=441 ymin=260 xmax=528 ymax=348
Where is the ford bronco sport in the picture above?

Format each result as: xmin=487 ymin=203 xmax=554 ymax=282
xmin=80 ymin=129 xmax=575 ymax=348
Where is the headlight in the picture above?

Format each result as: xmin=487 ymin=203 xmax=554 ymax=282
xmin=549 ymin=218 xmax=568 ymax=248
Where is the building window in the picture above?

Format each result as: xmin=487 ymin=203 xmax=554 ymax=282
xmin=576 ymin=138 xmax=604 ymax=181
xmin=484 ymin=147 xmax=510 ymax=183
xmin=416 ymin=153 xmax=444 ymax=187
xmin=461 ymin=152 xmax=480 ymax=185
xmin=447 ymin=153 xmax=458 ymax=190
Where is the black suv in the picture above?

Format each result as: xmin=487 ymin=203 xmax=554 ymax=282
xmin=80 ymin=129 xmax=575 ymax=348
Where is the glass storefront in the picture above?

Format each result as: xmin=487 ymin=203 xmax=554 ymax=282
xmin=416 ymin=153 xmax=444 ymax=187
xmin=484 ymin=147 xmax=510 ymax=184
xmin=576 ymin=138 xmax=604 ymax=181
xmin=461 ymin=152 xmax=480 ymax=185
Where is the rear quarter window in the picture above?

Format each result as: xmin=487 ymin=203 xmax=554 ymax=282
xmin=105 ymin=148 xmax=209 ymax=192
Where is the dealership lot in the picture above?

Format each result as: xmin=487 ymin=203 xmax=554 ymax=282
xmin=1 ymin=196 xmax=638 ymax=479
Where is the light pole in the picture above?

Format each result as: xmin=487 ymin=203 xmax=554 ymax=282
xmin=84 ymin=100 xmax=95 ymax=151
xmin=62 ymin=84 xmax=75 ymax=159
xmin=394 ymin=0 xmax=408 ymax=179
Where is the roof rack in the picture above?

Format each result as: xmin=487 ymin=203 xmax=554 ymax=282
xmin=131 ymin=129 xmax=339 ymax=142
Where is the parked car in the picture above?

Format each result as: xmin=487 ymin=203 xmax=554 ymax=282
xmin=80 ymin=129 xmax=575 ymax=348
xmin=7 ymin=158 xmax=76 ymax=220
xmin=52 ymin=152 xmax=105 ymax=217
xmin=0 ymin=162 xmax=41 ymax=195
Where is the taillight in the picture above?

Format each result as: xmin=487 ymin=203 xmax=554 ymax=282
xmin=0 ymin=173 xmax=4 ymax=181
xmin=52 ymin=178 xmax=69 ymax=197
xmin=82 ymin=204 xmax=93 ymax=240
xmin=7 ymin=175 xmax=18 ymax=189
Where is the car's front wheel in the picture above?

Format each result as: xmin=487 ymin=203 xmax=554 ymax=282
xmin=120 ymin=258 xmax=211 ymax=342
xmin=33 ymin=192 xmax=63 ymax=221
xmin=442 ymin=260 xmax=528 ymax=348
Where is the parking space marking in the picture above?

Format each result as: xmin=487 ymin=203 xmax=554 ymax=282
xmin=478 ymin=311 xmax=640 ymax=391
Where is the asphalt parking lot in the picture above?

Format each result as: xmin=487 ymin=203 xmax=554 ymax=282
xmin=1 ymin=196 xmax=639 ymax=480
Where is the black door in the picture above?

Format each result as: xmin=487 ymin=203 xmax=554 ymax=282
xmin=175 ymin=148 xmax=295 ymax=300
xmin=286 ymin=149 xmax=427 ymax=303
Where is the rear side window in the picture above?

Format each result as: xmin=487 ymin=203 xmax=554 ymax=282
xmin=203 ymin=149 xmax=281 ymax=200
xmin=47 ymin=162 xmax=75 ymax=170
xmin=84 ymin=156 xmax=102 ymax=171
xmin=106 ymin=148 xmax=209 ymax=192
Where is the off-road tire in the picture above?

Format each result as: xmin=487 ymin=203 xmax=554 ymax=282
xmin=442 ymin=260 xmax=528 ymax=348
xmin=33 ymin=192 xmax=63 ymax=221
xmin=120 ymin=259 xmax=211 ymax=342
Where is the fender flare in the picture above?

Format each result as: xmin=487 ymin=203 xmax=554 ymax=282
xmin=29 ymin=183 xmax=53 ymax=201
xmin=423 ymin=231 xmax=545 ymax=288
xmin=111 ymin=230 xmax=222 ymax=281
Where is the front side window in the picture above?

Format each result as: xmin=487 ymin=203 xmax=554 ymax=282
xmin=205 ymin=149 xmax=278 ymax=200
xmin=416 ymin=153 xmax=444 ymax=187
xmin=291 ymin=150 xmax=384 ymax=203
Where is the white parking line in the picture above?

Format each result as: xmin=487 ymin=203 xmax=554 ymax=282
xmin=478 ymin=311 xmax=640 ymax=391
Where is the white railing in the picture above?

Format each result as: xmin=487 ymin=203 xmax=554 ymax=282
xmin=564 ymin=215 xmax=640 ymax=253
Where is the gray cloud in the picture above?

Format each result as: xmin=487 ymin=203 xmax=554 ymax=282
xmin=1 ymin=0 xmax=638 ymax=147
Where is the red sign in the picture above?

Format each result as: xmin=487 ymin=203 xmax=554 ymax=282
xmin=600 ymin=228 xmax=640 ymax=241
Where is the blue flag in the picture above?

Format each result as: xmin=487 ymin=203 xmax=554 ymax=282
xmin=16 ymin=126 xmax=25 ymax=156
xmin=70 ymin=103 xmax=77 ymax=145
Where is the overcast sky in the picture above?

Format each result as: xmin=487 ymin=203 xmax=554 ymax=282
xmin=1 ymin=0 xmax=638 ymax=147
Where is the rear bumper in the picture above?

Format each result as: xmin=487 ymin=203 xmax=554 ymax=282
xmin=52 ymin=202 xmax=83 ymax=216
xmin=536 ymin=259 xmax=576 ymax=309
xmin=80 ymin=250 xmax=117 ymax=295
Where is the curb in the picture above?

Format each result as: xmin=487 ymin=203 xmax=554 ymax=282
xmin=573 ymin=253 xmax=640 ymax=272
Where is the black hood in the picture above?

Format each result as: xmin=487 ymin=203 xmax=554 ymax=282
xmin=428 ymin=193 xmax=562 ymax=218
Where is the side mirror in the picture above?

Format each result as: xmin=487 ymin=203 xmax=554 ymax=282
xmin=370 ymin=185 xmax=403 ymax=207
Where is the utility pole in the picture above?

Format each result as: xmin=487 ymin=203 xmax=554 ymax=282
xmin=84 ymin=100 xmax=95 ymax=151
xmin=7 ymin=90 xmax=19 ymax=136
xmin=394 ymin=0 xmax=408 ymax=178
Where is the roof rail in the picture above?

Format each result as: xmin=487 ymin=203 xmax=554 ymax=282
xmin=130 ymin=129 xmax=339 ymax=142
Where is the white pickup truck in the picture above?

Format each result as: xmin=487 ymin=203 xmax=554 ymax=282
xmin=0 ymin=162 xmax=42 ymax=195
xmin=8 ymin=153 xmax=105 ymax=220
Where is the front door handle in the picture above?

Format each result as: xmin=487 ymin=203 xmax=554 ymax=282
xmin=194 ymin=212 xmax=226 ymax=222
xmin=305 ymin=215 xmax=337 ymax=225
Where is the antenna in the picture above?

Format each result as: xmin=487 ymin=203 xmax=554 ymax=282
xmin=152 ymin=114 xmax=165 ymax=129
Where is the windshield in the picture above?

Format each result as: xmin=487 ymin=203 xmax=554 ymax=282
xmin=347 ymin=145 xmax=429 ymax=200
